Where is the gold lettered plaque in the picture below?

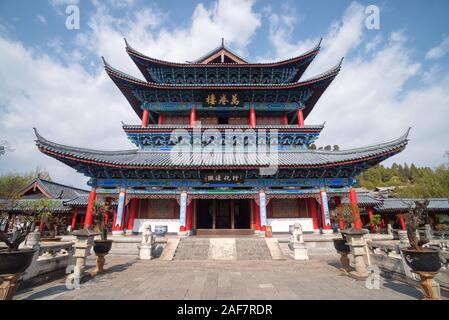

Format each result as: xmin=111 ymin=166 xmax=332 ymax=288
xmin=204 ymin=92 xmax=241 ymax=108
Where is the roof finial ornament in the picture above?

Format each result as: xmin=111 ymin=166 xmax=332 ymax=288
xmin=221 ymin=37 xmax=224 ymax=47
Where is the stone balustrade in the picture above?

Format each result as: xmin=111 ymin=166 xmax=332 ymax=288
xmin=367 ymin=240 xmax=449 ymax=295
xmin=20 ymin=233 xmax=75 ymax=284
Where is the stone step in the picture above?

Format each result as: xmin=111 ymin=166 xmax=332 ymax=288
xmin=173 ymin=237 xmax=275 ymax=260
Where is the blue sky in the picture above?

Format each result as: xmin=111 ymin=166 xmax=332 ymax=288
xmin=0 ymin=0 xmax=449 ymax=188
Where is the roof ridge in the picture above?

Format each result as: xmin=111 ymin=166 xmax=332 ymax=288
xmin=38 ymin=177 xmax=89 ymax=193
xmin=34 ymin=128 xmax=138 ymax=156
xmin=125 ymin=39 xmax=321 ymax=67
xmin=311 ymin=128 xmax=410 ymax=155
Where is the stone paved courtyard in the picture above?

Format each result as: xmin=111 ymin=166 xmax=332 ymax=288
xmin=15 ymin=254 xmax=425 ymax=300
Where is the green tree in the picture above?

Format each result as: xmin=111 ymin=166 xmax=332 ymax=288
xmin=0 ymin=168 xmax=52 ymax=197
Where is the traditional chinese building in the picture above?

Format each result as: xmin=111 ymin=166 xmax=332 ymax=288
xmin=34 ymin=39 xmax=410 ymax=235
xmin=0 ymin=176 xmax=88 ymax=232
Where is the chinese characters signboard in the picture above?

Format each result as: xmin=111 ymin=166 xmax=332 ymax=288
xmin=201 ymin=172 xmax=245 ymax=183
xmin=204 ymin=93 xmax=242 ymax=108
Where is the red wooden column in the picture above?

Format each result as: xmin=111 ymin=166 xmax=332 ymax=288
xmin=126 ymin=198 xmax=138 ymax=234
xmin=111 ymin=209 xmax=118 ymax=232
xmin=349 ymin=188 xmax=362 ymax=228
xmin=281 ymin=114 xmax=288 ymax=125
xmin=297 ymin=109 xmax=304 ymax=127
xmin=319 ymin=190 xmax=332 ymax=231
xmin=71 ymin=208 xmax=78 ymax=231
xmin=190 ymin=107 xmax=197 ymax=128
xmin=186 ymin=200 xmax=193 ymax=233
xmin=158 ymin=113 xmax=165 ymax=125
xmin=399 ymin=214 xmax=406 ymax=230
xmin=142 ymin=109 xmax=149 ymax=127
xmin=253 ymin=200 xmax=261 ymax=231
xmin=84 ymin=188 xmax=96 ymax=229
xmin=335 ymin=197 xmax=345 ymax=230
xmin=104 ymin=210 xmax=109 ymax=227
xmin=39 ymin=218 xmax=44 ymax=233
xmin=249 ymin=107 xmax=256 ymax=128
xmin=307 ymin=198 xmax=320 ymax=231
xmin=368 ymin=207 xmax=374 ymax=232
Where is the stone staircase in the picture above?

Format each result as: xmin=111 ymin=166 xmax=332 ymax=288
xmin=173 ymin=238 xmax=210 ymax=260
xmin=235 ymin=238 xmax=272 ymax=260
xmin=173 ymin=237 xmax=275 ymax=260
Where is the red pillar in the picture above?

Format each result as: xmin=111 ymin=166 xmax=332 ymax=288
xmin=281 ymin=114 xmax=288 ymax=125
xmin=249 ymin=107 xmax=256 ymax=128
xmin=104 ymin=210 xmax=109 ymax=227
xmin=71 ymin=208 xmax=78 ymax=231
xmin=84 ymin=188 xmax=96 ymax=229
xmin=307 ymin=198 xmax=319 ymax=230
xmin=368 ymin=207 xmax=374 ymax=232
xmin=142 ymin=109 xmax=149 ymax=127
xmin=158 ymin=113 xmax=164 ymax=125
xmin=253 ymin=200 xmax=261 ymax=231
xmin=297 ymin=108 xmax=304 ymax=127
xmin=349 ymin=188 xmax=362 ymax=228
xmin=127 ymin=198 xmax=138 ymax=233
xmin=186 ymin=201 xmax=193 ymax=232
xmin=112 ymin=209 xmax=119 ymax=231
xmin=319 ymin=190 xmax=331 ymax=230
xmin=39 ymin=218 xmax=44 ymax=232
xmin=399 ymin=214 xmax=406 ymax=230
xmin=335 ymin=197 xmax=345 ymax=230
xmin=190 ymin=107 xmax=197 ymax=128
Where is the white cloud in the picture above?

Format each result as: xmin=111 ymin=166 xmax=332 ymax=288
xmin=425 ymin=36 xmax=449 ymax=60
xmin=36 ymin=14 xmax=47 ymax=24
xmin=263 ymin=1 xmax=448 ymax=167
xmin=0 ymin=0 xmax=262 ymax=188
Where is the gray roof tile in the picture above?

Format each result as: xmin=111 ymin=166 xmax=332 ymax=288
xmin=34 ymin=128 xmax=410 ymax=169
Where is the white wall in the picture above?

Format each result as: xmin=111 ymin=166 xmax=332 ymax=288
xmin=267 ymin=218 xmax=314 ymax=233
xmin=133 ymin=219 xmax=180 ymax=234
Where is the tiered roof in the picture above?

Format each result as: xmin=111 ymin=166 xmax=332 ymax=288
xmin=104 ymin=38 xmax=338 ymax=120
xmin=34 ymin=128 xmax=409 ymax=171
xmin=125 ymin=38 xmax=321 ymax=83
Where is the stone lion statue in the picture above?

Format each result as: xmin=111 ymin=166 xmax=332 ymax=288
xmin=141 ymin=221 xmax=154 ymax=245
xmin=289 ymin=223 xmax=304 ymax=247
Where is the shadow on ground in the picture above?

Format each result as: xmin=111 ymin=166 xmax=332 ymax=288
xmin=382 ymin=280 xmax=423 ymax=299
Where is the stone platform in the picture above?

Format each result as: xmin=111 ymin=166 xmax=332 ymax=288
xmin=15 ymin=255 xmax=427 ymax=300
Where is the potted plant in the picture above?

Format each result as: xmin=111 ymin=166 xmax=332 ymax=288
xmin=331 ymin=204 xmax=354 ymax=251
xmin=91 ymin=200 xmax=113 ymax=275
xmin=370 ymin=214 xmax=382 ymax=233
xmin=400 ymin=199 xmax=442 ymax=300
xmin=331 ymin=204 xmax=354 ymax=272
xmin=0 ymin=211 xmax=36 ymax=300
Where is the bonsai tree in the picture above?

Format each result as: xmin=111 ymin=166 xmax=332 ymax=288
xmin=0 ymin=195 xmax=35 ymax=251
xmin=92 ymin=200 xmax=112 ymax=240
xmin=0 ymin=199 xmax=34 ymax=252
xmin=404 ymin=199 xmax=430 ymax=251
xmin=331 ymin=204 xmax=355 ymax=229
xmin=28 ymin=199 xmax=61 ymax=238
